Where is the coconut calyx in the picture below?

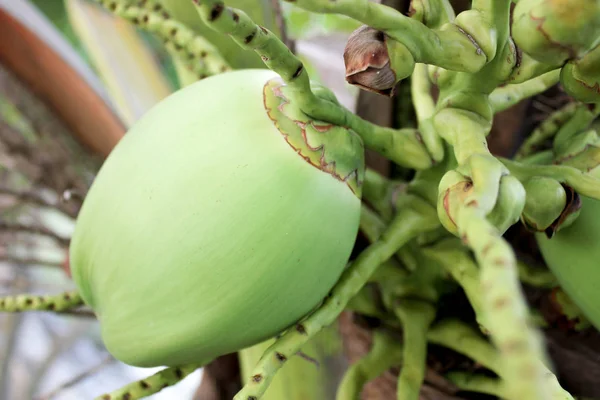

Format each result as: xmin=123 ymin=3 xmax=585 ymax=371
xmin=263 ymin=77 xmax=365 ymax=197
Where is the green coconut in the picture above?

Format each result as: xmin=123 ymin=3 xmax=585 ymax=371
xmin=69 ymin=69 xmax=365 ymax=368
xmin=511 ymin=0 xmax=600 ymax=66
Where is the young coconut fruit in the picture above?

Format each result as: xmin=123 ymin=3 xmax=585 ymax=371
xmin=69 ymin=69 xmax=365 ymax=368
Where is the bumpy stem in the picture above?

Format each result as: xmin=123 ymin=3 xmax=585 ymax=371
xmin=446 ymin=372 xmax=507 ymax=398
xmin=457 ymin=205 xmax=550 ymax=400
xmin=394 ymin=299 xmax=435 ymax=400
xmin=515 ymin=103 xmax=578 ymax=160
xmin=553 ymin=103 xmax=600 ymax=153
xmin=94 ymin=0 xmax=230 ymax=78
xmin=427 ymin=319 xmax=500 ymax=373
xmin=362 ymin=170 xmax=398 ymax=221
xmin=335 ymin=330 xmax=402 ymax=400
xmin=421 ymin=239 xmax=487 ymax=330
xmin=95 ymin=364 xmax=201 ymax=400
xmin=0 ymin=292 xmax=83 ymax=312
xmin=411 ymin=64 xmax=444 ymax=162
xmin=192 ymin=0 xmax=432 ymax=169
xmin=428 ymin=320 xmax=573 ymax=400
xmin=234 ymin=196 xmax=440 ymax=399
xmin=517 ymin=261 xmax=557 ymax=289
xmin=490 ymin=69 xmax=560 ymax=113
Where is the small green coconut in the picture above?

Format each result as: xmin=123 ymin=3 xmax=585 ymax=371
xmin=70 ymin=69 xmax=365 ymax=368
xmin=511 ymin=0 xmax=600 ymax=66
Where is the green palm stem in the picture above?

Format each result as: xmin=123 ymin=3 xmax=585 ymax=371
xmin=457 ymin=206 xmax=550 ymax=400
xmin=490 ymin=69 xmax=560 ymax=113
xmin=239 ymin=326 xmax=344 ymax=400
xmin=553 ymin=103 xmax=600 ymax=155
xmin=362 ymin=169 xmax=400 ymax=221
xmin=0 ymin=291 xmax=83 ymax=312
xmin=421 ymin=239 xmax=487 ymax=331
xmin=335 ymin=330 xmax=402 ymax=400
xmin=94 ymin=363 xmax=201 ymax=400
xmin=499 ymin=158 xmax=600 ymax=201
xmin=159 ymin=0 xmax=273 ymax=70
xmin=445 ymin=372 xmax=508 ymax=398
xmin=437 ymin=161 xmax=551 ymax=400
xmin=506 ymin=50 xmax=559 ymax=84
xmin=427 ymin=319 xmax=501 ymax=373
xmin=427 ymin=319 xmax=573 ymax=400
xmin=93 ymin=0 xmax=230 ymax=78
xmin=346 ymin=286 xmax=398 ymax=326
xmin=514 ymin=103 xmax=578 ymax=160
xmin=411 ymin=63 xmax=444 ymax=162
xmin=393 ymin=299 xmax=436 ymax=400
xmin=233 ymin=194 xmax=440 ymax=399
xmin=517 ymin=261 xmax=558 ymax=289
xmin=360 ymin=205 xmax=445 ymax=400
xmin=192 ymin=0 xmax=433 ymax=169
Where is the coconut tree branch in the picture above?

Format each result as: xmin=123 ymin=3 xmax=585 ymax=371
xmin=445 ymin=372 xmax=507 ymax=398
xmin=514 ymin=103 xmax=578 ymax=160
xmin=499 ymin=158 xmax=600 ymax=201
xmin=394 ymin=299 xmax=436 ymax=400
xmin=335 ymin=330 xmax=402 ymax=400
xmin=93 ymin=0 xmax=230 ymax=78
xmin=94 ymin=363 xmax=201 ymax=400
xmin=427 ymin=319 xmax=501 ymax=374
xmin=0 ymin=291 xmax=83 ymax=312
xmin=490 ymin=69 xmax=561 ymax=113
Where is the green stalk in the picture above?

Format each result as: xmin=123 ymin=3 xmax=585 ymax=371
xmin=553 ymin=103 xmax=600 ymax=153
xmin=159 ymin=0 xmax=273 ymax=69
xmin=490 ymin=69 xmax=561 ymax=113
xmin=239 ymin=325 xmax=345 ymax=400
xmin=393 ymin=299 xmax=435 ymax=400
xmin=427 ymin=320 xmax=573 ymax=400
xmin=514 ymin=103 xmax=578 ymax=160
xmin=500 ymin=158 xmax=600 ymax=201
xmin=0 ymin=291 xmax=83 ymax=312
xmin=421 ymin=239 xmax=487 ymax=330
xmin=335 ymin=330 xmax=402 ymax=400
xmin=457 ymin=205 xmax=550 ymax=400
xmin=445 ymin=372 xmax=508 ymax=398
xmin=93 ymin=0 xmax=230 ymax=78
xmin=94 ymin=364 xmax=201 ymax=400
xmin=411 ymin=63 xmax=444 ymax=162
xmin=427 ymin=319 xmax=501 ymax=374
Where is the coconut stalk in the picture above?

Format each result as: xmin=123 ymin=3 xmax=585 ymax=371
xmin=238 ymin=322 xmax=347 ymax=400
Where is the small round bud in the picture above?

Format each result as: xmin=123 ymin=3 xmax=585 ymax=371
xmin=521 ymin=177 xmax=567 ymax=233
xmin=343 ymin=25 xmax=415 ymax=97
xmin=511 ymin=0 xmax=600 ymax=65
